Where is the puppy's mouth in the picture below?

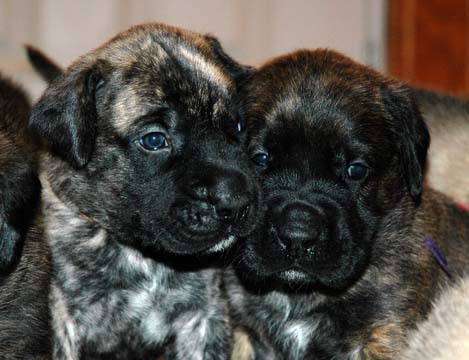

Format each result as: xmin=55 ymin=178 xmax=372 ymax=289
xmin=161 ymin=229 xmax=237 ymax=256
xmin=204 ymin=235 xmax=237 ymax=254
xmin=278 ymin=268 xmax=310 ymax=283
xmin=173 ymin=203 xmax=236 ymax=235
xmin=242 ymin=231 xmax=367 ymax=289
xmin=158 ymin=204 xmax=245 ymax=255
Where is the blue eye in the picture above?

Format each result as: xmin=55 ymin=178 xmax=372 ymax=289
xmin=252 ymin=152 xmax=269 ymax=167
xmin=347 ymin=163 xmax=368 ymax=181
xmin=139 ymin=132 xmax=168 ymax=151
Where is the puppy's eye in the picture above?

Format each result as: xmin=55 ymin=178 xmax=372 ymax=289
xmin=252 ymin=152 xmax=269 ymax=167
xmin=139 ymin=132 xmax=168 ymax=151
xmin=347 ymin=163 xmax=368 ymax=181
xmin=235 ymin=116 xmax=246 ymax=133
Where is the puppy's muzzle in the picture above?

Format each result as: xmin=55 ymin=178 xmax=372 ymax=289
xmin=177 ymin=169 xmax=252 ymax=237
xmin=274 ymin=202 xmax=326 ymax=257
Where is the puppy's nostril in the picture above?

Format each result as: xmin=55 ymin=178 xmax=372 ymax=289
xmin=216 ymin=203 xmax=250 ymax=223
xmin=238 ymin=205 xmax=250 ymax=222
xmin=217 ymin=208 xmax=234 ymax=221
xmin=214 ymin=191 xmax=251 ymax=222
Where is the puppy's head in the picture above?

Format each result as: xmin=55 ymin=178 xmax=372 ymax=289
xmin=30 ymin=23 xmax=259 ymax=256
xmin=240 ymin=50 xmax=429 ymax=289
xmin=0 ymin=76 xmax=40 ymax=274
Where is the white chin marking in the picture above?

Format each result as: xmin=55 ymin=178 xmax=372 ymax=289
xmin=206 ymin=235 xmax=236 ymax=254
xmin=280 ymin=270 xmax=309 ymax=282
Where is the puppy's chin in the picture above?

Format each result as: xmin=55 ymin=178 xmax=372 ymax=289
xmin=241 ymin=241 xmax=369 ymax=291
xmin=274 ymin=266 xmax=360 ymax=290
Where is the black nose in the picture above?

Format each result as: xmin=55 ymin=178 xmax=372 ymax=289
xmin=211 ymin=172 xmax=250 ymax=223
xmin=191 ymin=170 xmax=251 ymax=224
xmin=275 ymin=203 xmax=324 ymax=254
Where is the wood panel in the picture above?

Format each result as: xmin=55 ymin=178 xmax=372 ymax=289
xmin=388 ymin=0 xmax=469 ymax=95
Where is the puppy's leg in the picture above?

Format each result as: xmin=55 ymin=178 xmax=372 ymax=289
xmin=50 ymin=284 xmax=81 ymax=359
xmin=201 ymin=312 xmax=232 ymax=360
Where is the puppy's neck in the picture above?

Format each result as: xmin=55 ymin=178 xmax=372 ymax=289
xmin=40 ymin=168 xmax=104 ymax=246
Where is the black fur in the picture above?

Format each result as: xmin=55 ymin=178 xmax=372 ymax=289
xmin=26 ymin=45 xmax=63 ymax=83
xmin=0 ymin=75 xmax=40 ymax=273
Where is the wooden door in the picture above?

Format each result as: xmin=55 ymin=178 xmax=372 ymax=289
xmin=388 ymin=0 xmax=469 ymax=95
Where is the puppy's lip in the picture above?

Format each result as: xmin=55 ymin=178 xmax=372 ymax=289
xmin=265 ymin=263 xmax=330 ymax=278
xmin=204 ymin=235 xmax=237 ymax=254
xmin=171 ymin=219 xmax=231 ymax=240
xmin=160 ymin=227 xmax=235 ymax=255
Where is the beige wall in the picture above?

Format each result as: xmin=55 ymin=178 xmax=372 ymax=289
xmin=0 ymin=0 xmax=386 ymax=98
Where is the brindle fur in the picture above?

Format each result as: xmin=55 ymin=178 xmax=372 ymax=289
xmin=227 ymin=49 xmax=469 ymax=360
xmin=0 ymin=75 xmax=50 ymax=358
xmin=30 ymin=23 xmax=259 ymax=359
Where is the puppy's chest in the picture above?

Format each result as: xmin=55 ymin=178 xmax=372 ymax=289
xmin=61 ymin=244 xmax=219 ymax=353
xmin=232 ymin=287 xmax=322 ymax=358
xmin=233 ymin=287 xmax=392 ymax=359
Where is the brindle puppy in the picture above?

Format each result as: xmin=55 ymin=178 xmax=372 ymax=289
xmin=30 ymin=23 xmax=259 ymax=359
xmin=226 ymin=49 xmax=469 ymax=360
xmin=0 ymin=75 xmax=50 ymax=358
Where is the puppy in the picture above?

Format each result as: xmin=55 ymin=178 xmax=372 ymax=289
xmin=414 ymin=89 xmax=469 ymax=206
xmin=226 ymin=49 xmax=469 ymax=359
xmin=30 ymin=23 xmax=259 ymax=359
xmin=400 ymin=274 xmax=469 ymax=360
xmin=0 ymin=75 xmax=50 ymax=358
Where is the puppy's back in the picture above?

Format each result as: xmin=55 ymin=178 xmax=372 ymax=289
xmin=415 ymin=89 xmax=469 ymax=205
xmin=400 ymin=275 xmax=469 ymax=360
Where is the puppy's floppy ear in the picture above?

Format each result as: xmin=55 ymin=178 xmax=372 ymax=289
xmin=204 ymin=34 xmax=254 ymax=85
xmin=30 ymin=61 xmax=105 ymax=168
xmin=382 ymin=83 xmax=430 ymax=203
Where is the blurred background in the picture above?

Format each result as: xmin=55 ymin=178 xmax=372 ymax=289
xmin=0 ymin=0 xmax=466 ymax=99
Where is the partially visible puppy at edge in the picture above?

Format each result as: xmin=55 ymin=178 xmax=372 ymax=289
xmin=414 ymin=89 xmax=469 ymax=207
xmin=29 ymin=23 xmax=259 ymax=359
xmin=227 ymin=49 xmax=469 ymax=360
xmin=399 ymin=274 xmax=469 ymax=360
xmin=0 ymin=75 xmax=50 ymax=358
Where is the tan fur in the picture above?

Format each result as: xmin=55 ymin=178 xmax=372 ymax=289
xmin=231 ymin=330 xmax=254 ymax=360
xmin=59 ymin=23 xmax=235 ymax=137
xmin=357 ymin=323 xmax=405 ymax=360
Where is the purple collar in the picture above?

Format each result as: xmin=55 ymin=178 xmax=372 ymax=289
xmin=424 ymin=235 xmax=452 ymax=279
